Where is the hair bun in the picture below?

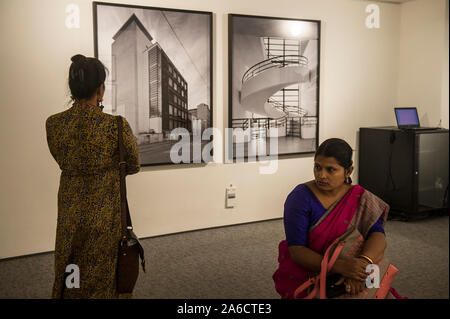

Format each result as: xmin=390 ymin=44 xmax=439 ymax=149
xmin=71 ymin=54 xmax=86 ymax=63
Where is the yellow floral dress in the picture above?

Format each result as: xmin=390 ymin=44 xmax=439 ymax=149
xmin=46 ymin=102 xmax=140 ymax=298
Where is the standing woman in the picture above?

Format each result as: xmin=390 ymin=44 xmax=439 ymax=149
xmin=46 ymin=54 xmax=140 ymax=298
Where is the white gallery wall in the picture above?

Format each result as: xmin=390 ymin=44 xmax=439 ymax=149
xmin=0 ymin=0 xmax=448 ymax=259
xmin=396 ymin=0 xmax=449 ymax=128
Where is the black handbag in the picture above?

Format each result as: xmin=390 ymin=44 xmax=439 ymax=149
xmin=325 ymin=273 xmax=346 ymax=298
xmin=116 ymin=116 xmax=145 ymax=294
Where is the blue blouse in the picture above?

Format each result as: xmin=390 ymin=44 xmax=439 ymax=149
xmin=284 ymin=184 xmax=385 ymax=247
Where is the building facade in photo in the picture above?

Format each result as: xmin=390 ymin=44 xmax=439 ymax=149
xmin=111 ymin=14 xmax=189 ymax=145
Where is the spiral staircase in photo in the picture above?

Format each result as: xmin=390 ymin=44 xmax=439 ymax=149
xmin=235 ymin=55 xmax=311 ymax=140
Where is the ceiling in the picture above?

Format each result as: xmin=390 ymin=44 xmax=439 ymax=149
xmin=356 ymin=0 xmax=416 ymax=3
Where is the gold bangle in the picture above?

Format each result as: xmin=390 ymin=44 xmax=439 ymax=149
xmin=358 ymin=254 xmax=374 ymax=264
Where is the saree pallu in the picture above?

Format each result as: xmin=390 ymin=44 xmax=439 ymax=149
xmin=273 ymin=185 xmax=394 ymax=299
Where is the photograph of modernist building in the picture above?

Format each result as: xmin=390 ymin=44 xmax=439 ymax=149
xmin=94 ymin=3 xmax=212 ymax=165
xmin=228 ymin=14 xmax=320 ymax=160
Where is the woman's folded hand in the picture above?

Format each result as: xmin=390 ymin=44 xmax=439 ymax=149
xmin=346 ymin=277 xmax=366 ymax=295
xmin=332 ymin=257 xmax=369 ymax=282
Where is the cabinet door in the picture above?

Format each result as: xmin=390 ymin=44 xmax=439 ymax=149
xmin=417 ymin=132 xmax=449 ymax=209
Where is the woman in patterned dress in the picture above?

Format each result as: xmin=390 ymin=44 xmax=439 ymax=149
xmin=46 ymin=54 xmax=140 ymax=298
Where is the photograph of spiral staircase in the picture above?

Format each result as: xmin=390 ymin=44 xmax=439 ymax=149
xmin=229 ymin=14 xmax=320 ymax=160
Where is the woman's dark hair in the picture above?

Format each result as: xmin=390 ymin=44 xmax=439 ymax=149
xmin=315 ymin=138 xmax=353 ymax=169
xmin=69 ymin=54 xmax=107 ymax=100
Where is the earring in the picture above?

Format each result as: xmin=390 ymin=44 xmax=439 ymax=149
xmin=345 ymin=176 xmax=352 ymax=184
xmin=97 ymin=98 xmax=104 ymax=110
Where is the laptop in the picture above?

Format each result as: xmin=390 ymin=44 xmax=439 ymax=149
xmin=394 ymin=107 xmax=438 ymax=130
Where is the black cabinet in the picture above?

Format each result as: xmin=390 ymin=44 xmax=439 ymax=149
xmin=359 ymin=127 xmax=449 ymax=220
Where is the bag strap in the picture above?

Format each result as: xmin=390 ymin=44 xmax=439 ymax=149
xmin=116 ymin=116 xmax=146 ymax=273
xmin=117 ymin=116 xmax=132 ymax=241
xmin=293 ymin=238 xmax=344 ymax=299
xmin=319 ymin=240 xmax=344 ymax=299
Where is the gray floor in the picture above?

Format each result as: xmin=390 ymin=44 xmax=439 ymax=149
xmin=0 ymin=215 xmax=448 ymax=299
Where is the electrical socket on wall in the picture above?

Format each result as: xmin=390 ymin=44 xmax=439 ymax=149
xmin=226 ymin=185 xmax=236 ymax=208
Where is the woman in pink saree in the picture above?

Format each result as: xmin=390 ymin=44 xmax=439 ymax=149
xmin=273 ymin=138 xmax=404 ymax=299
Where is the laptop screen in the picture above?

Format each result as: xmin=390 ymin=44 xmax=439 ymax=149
xmin=395 ymin=108 xmax=420 ymax=127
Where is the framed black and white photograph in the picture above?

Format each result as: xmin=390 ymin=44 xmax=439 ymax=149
xmin=228 ymin=14 xmax=320 ymax=160
xmin=93 ymin=2 xmax=213 ymax=166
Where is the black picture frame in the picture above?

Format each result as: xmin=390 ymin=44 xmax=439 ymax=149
xmin=93 ymin=1 xmax=213 ymax=166
xmin=228 ymin=14 xmax=320 ymax=161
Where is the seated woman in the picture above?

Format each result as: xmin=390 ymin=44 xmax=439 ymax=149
xmin=273 ymin=138 xmax=403 ymax=299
